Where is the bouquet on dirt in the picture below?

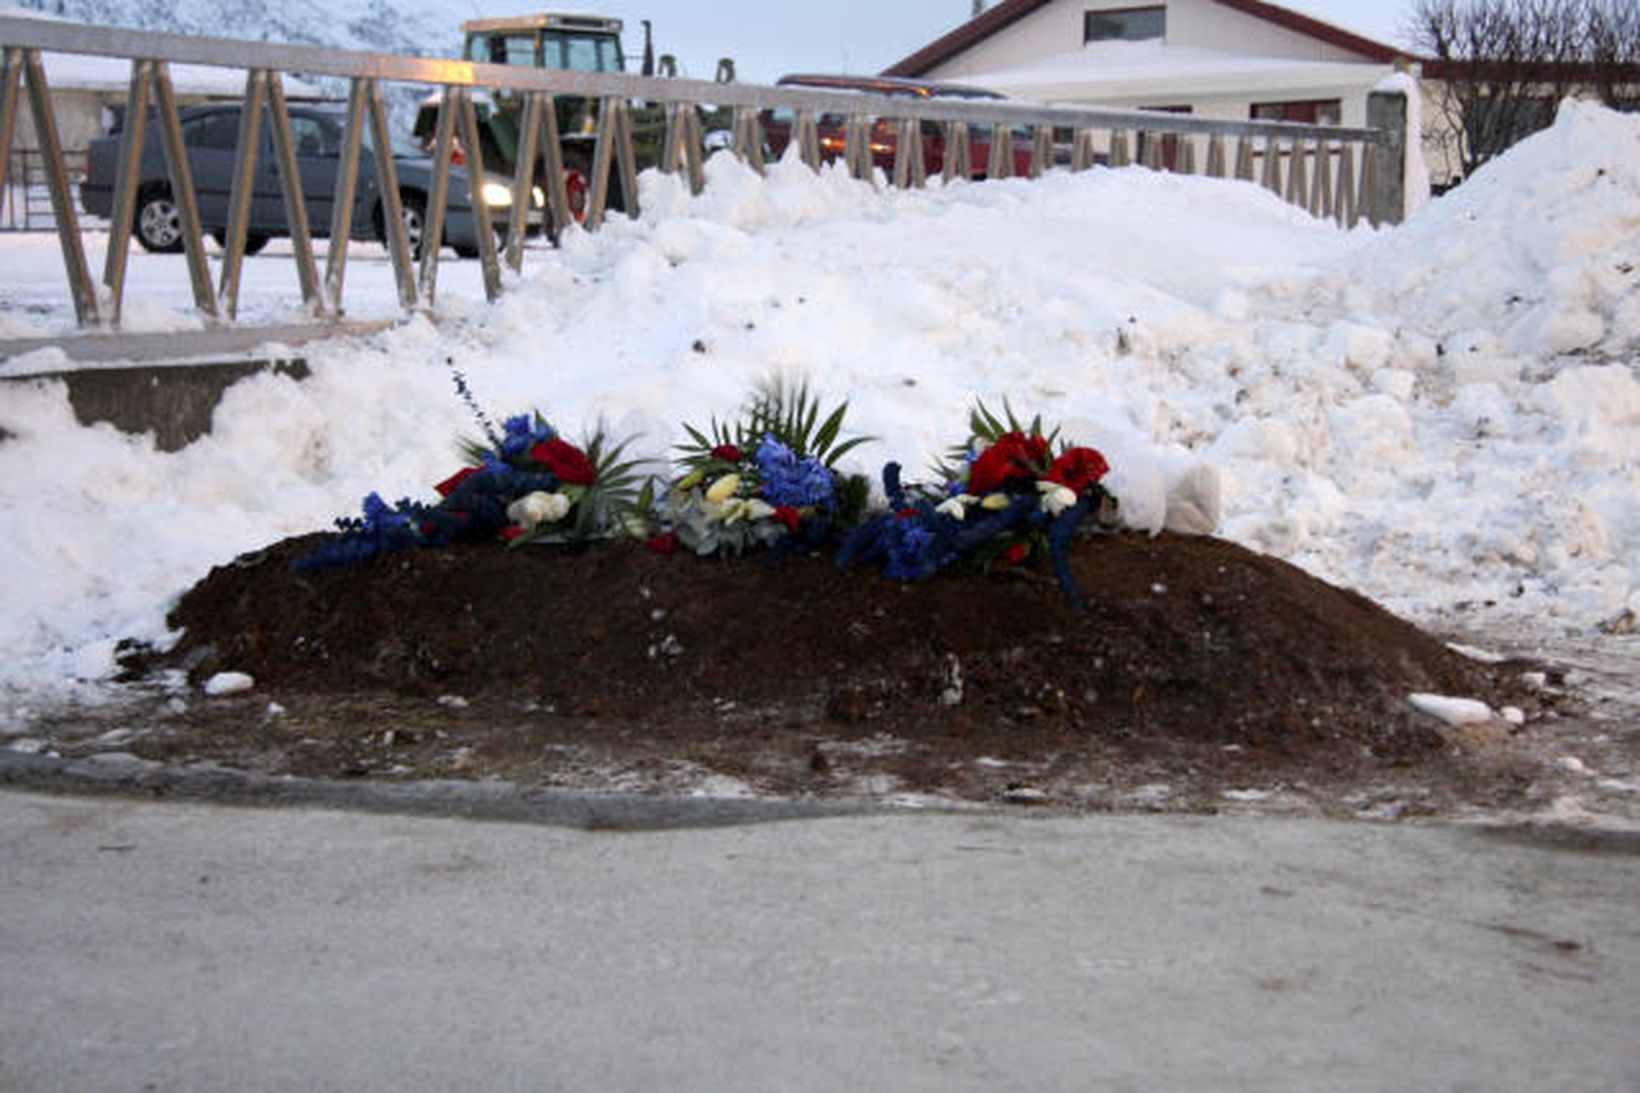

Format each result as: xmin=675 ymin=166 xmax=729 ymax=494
xmin=837 ymin=403 xmax=1117 ymax=609
xmin=294 ymin=410 xmax=643 ymax=571
xmin=655 ymin=379 xmax=872 ymax=557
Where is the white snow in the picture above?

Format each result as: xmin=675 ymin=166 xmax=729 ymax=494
xmin=1408 ymin=693 xmax=1496 ymax=726
xmin=202 ymin=671 xmax=254 ymax=696
xmin=1 ymin=102 xmax=1638 ymax=721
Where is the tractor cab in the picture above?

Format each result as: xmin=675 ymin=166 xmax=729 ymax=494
xmin=460 ymin=13 xmax=627 ymax=74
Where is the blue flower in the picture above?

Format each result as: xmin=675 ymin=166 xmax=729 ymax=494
xmin=883 ymin=516 xmax=938 ymax=581
xmin=755 ymin=435 xmax=833 ymax=508
xmin=499 ymin=413 xmax=554 ymax=459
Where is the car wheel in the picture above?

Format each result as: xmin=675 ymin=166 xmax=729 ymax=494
xmin=134 ymin=186 xmax=184 ymax=253
xmin=209 ymin=229 xmax=270 ymax=256
xmin=381 ymin=191 xmax=429 ymax=262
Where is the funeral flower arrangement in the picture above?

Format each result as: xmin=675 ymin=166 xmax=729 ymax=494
xmin=837 ymin=403 xmax=1115 ymax=608
xmin=295 ymin=411 xmax=643 ymax=571
xmin=658 ymin=380 xmax=872 ymax=557
xmin=295 ymin=379 xmax=1117 ymax=608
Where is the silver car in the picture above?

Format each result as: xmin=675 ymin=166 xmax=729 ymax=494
xmin=80 ymin=102 xmax=543 ymax=258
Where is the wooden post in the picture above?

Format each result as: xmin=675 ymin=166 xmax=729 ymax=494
xmin=1310 ymin=140 xmax=1333 ymax=218
xmin=1205 ymin=134 xmax=1226 ymax=178
xmin=1109 ymin=130 xmax=1131 ymax=168
xmin=1070 ymin=128 xmax=1095 ymax=171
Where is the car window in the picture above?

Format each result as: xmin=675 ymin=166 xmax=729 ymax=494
xmin=289 ymin=115 xmax=341 ymax=158
xmin=182 ymin=112 xmax=243 ymax=151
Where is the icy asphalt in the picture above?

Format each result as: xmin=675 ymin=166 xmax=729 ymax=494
xmin=2 ymin=786 xmax=1638 ymax=1091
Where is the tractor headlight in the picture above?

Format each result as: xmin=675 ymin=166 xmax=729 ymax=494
xmin=481 ymin=181 xmax=513 ymax=207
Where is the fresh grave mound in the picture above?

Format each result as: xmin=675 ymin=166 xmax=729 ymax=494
xmin=159 ymin=531 xmax=1503 ymax=763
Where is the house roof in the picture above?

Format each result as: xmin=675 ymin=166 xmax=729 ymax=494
xmin=881 ymin=0 xmax=1404 ymax=77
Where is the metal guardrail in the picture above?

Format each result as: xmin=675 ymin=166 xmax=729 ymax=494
xmin=0 ymin=14 xmax=1408 ymax=332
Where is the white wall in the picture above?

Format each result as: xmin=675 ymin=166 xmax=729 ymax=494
xmin=1168 ymin=0 xmax=1383 ymax=62
xmin=928 ymin=0 xmax=1392 ymax=79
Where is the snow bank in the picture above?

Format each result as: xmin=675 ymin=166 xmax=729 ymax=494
xmin=2 ymin=104 xmax=1637 ymax=714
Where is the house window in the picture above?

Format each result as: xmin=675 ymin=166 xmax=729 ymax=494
xmin=1084 ymin=6 xmax=1166 ymax=43
xmin=1251 ymin=100 xmax=1342 ymax=126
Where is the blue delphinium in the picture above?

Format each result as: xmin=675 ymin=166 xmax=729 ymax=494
xmin=294 ymin=492 xmax=428 ymax=571
xmin=499 ymin=414 xmax=555 ymax=459
xmin=755 ymin=435 xmax=833 ymax=508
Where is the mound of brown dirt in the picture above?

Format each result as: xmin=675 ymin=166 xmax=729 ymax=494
xmin=104 ymin=531 xmax=1548 ymax=813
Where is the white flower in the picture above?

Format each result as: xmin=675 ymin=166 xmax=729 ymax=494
xmin=1037 ymin=480 xmax=1078 ymax=516
xmin=935 ymin=494 xmax=976 ymax=520
xmin=717 ymin=498 xmax=776 ymax=525
xmin=980 ymin=491 xmax=1011 ymax=511
xmin=507 ymin=490 xmax=571 ymax=529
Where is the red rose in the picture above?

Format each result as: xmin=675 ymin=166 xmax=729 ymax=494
xmin=1044 ymin=447 xmax=1110 ymax=495
xmin=773 ymin=505 xmax=801 ymax=531
xmin=527 ymin=438 xmax=595 ymax=486
xmin=1001 ymin=542 xmax=1029 ymax=565
xmin=710 ymin=444 xmax=742 ymax=462
xmin=499 ymin=525 xmax=526 ymax=543
xmin=434 ymin=465 xmax=480 ymax=498
xmin=647 ymin=532 xmax=679 ymax=554
xmin=967 ymin=432 xmax=1050 ymax=495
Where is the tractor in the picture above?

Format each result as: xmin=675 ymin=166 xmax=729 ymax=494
xmin=412 ymin=13 xmax=734 ymax=222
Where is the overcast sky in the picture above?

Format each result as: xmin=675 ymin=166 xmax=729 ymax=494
xmin=458 ymin=1 xmax=1421 ymax=84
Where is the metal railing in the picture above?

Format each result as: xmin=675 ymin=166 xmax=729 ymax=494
xmin=3 ymin=146 xmax=86 ymax=230
xmin=1 ymin=14 xmax=1408 ymax=332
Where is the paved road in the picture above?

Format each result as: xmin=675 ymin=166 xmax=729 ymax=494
xmin=2 ymin=789 xmax=1637 ymax=1091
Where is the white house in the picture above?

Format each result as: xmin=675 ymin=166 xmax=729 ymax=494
xmin=883 ymin=0 xmax=1443 ymax=176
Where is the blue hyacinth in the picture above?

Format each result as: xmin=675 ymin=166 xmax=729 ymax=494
xmin=755 ymin=435 xmax=833 ymax=508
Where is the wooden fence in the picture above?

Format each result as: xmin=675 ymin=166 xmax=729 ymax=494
xmin=1 ymin=14 xmax=1409 ymax=333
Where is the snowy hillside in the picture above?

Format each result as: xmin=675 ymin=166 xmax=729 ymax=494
xmin=15 ymin=0 xmax=450 ymax=61
xmin=0 ymin=101 xmax=1636 ymax=717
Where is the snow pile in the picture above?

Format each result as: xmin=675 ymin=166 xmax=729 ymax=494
xmin=1352 ymin=98 xmax=1640 ymax=360
xmin=1 ymin=104 xmax=1637 ymax=716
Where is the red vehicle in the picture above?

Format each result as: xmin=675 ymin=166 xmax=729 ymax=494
xmin=760 ymin=74 xmax=1038 ymax=180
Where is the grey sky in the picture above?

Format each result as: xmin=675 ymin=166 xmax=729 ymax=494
xmin=456 ymin=2 xmax=1421 ymax=84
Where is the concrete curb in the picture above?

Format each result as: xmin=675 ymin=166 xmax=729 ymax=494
xmin=6 ymin=748 xmax=1640 ymax=855
xmin=0 ymin=750 xmax=875 ymax=830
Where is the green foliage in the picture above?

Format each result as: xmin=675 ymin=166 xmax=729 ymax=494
xmin=510 ymin=426 xmax=651 ymax=547
xmin=675 ymin=377 xmax=872 ymax=472
xmin=572 ymin=429 xmax=649 ymax=542
xmin=937 ymin=398 xmax=1063 ymax=483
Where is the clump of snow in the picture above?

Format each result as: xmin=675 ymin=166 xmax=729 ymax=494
xmin=203 ymin=671 xmax=254 ymax=696
xmin=1408 ymin=693 xmax=1495 ymax=726
xmin=1 ymin=104 xmax=1637 ymax=713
